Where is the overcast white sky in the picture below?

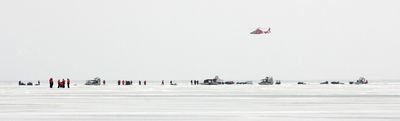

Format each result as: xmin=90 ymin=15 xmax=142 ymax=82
xmin=0 ymin=0 xmax=399 ymax=80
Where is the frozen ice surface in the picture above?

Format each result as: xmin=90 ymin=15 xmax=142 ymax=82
xmin=1 ymin=84 xmax=400 ymax=121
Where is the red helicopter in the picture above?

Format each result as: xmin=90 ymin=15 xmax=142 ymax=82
xmin=250 ymin=27 xmax=271 ymax=34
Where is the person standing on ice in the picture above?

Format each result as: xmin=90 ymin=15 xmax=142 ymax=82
xmin=122 ymin=80 xmax=125 ymax=85
xmin=161 ymin=80 xmax=164 ymax=85
xmin=190 ymin=80 xmax=193 ymax=85
xmin=103 ymin=80 xmax=106 ymax=85
xmin=62 ymin=79 xmax=66 ymax=88
xmin=144 ymin=80 xmax=147 ymax=85
xmin=118 ymin=80 xmax=121 ymax=85
xmin=67 ymin=78 xmax=70 ymax=88
xmin=49 ymin=78 xmax=54 ymax=88
xmin=57 ymin=79 xmax=61 ymax=88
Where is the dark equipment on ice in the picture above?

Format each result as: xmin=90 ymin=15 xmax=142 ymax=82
xmin=350 ymin=77 xmax=368 ymax=85
xmin=297 ymin=82 xmax=306 ymax=85
xmin=320 ymin=81 xmax=329 ymax=84
xmin=85 ymin=77 xmax=102 ymax=85
xmin=18 ymin=81 xmax=26 ymax=86
xmin=125 ymin=81 xmax=133 ymax=85
xmin=259 ymin=76 xmax=274 ymax=85
xmin=236 ymin=81 xmax=253 ymax=85
xmin=223 ymin=81 xmax=235 ymax=85
xmin=275 ymin=80 xmax=281 ymax=85
xmin=202 ymin=76 xmax=223 ymax=85
xmin=331 ymin=81 xmax=344 ymax=84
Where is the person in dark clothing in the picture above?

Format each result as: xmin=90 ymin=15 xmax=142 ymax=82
xmin=49 ymin=78 xmax=54 ymax=88
xmin=57 ymin=80 xmax=61 ymax=88
xmin=139 ymin=80 xmax=141 ymax=85
xmin=190 ymin=80 xmax=193 ymax=85
xmin=161 ymin=80 xmax=164 ymax=85
xmin=122 ymin=80 xmax=125 ymax=85
xmin=67 ymin=78 xmax=70 ymax=88
xmin=170 ymin=80 xmax=173 ymax=85
xmin=118 ymin=80 xmax=121 ymax=85
xmin=144 ymin=80 xmax=147 ymax=85
xmin=103 ymin=80 xmax=106 ymax=85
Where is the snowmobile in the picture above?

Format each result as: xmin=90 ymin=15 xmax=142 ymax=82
xmin=297 ymin=82 xmax=306 ymax=85
xmin=331 ymin=81 xmax=344 ymax=84
xmin=320 ymin=81 xmax=329 ymax=84
xmin=18 ymin=81 xmax=26 ymax=86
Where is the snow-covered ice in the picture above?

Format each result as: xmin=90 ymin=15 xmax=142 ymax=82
xmin=1 ymin=83 xmax=400 ymax=121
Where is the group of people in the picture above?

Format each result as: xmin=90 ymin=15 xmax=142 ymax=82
xmin=49 ymin=78 xmax=71 ymax=88
xmin=190 ymin=80 xmax=200 ymax=85
xmin=118 ymin=80 xmax=147 ymax=85
xmin=161 ymin=80 xmax=177 ymax=85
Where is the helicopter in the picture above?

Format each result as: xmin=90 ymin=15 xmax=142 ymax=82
xmin=250 ymin=27 xmax=271 ymax=34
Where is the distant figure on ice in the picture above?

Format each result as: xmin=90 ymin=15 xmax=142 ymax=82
xmin=103 ymin=80 xmax=106 ymax=85
xmin=161 ymin=80 xmax=164 ymax=85
xmin=49 ymin=78 xmax=54 ymax=88
xmin=35 ymin=80 xmax=40 ymax=86
xmin=191 ymin=80 xmax=193 ymax=85
xmin=62 ymin=79 xmax=66 ymax=88
xmin=122 ymin=80 xmax=125 ymax=85
xmin=118 ymin=80 xmax=121 ymax=85
xmin=144 ymin=80 xmax=147 ymax=85
xmin=57 ymin=79 xmax=61 ymax=88
xmin=139 ymin=80 xmax=142 ymax=85
xmin=67 ymin=78 xmax=70 ymax=88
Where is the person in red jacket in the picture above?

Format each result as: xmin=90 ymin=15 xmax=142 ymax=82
xmin=122 ymin=80 xmax=125 ymax=85
xmin=67 ymin=78 xmax=70 ymax=88
xmin=62 ymin=79 xmax=66 ymax=88
xmin=49 ymin=78 xmax=54 ymax=88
